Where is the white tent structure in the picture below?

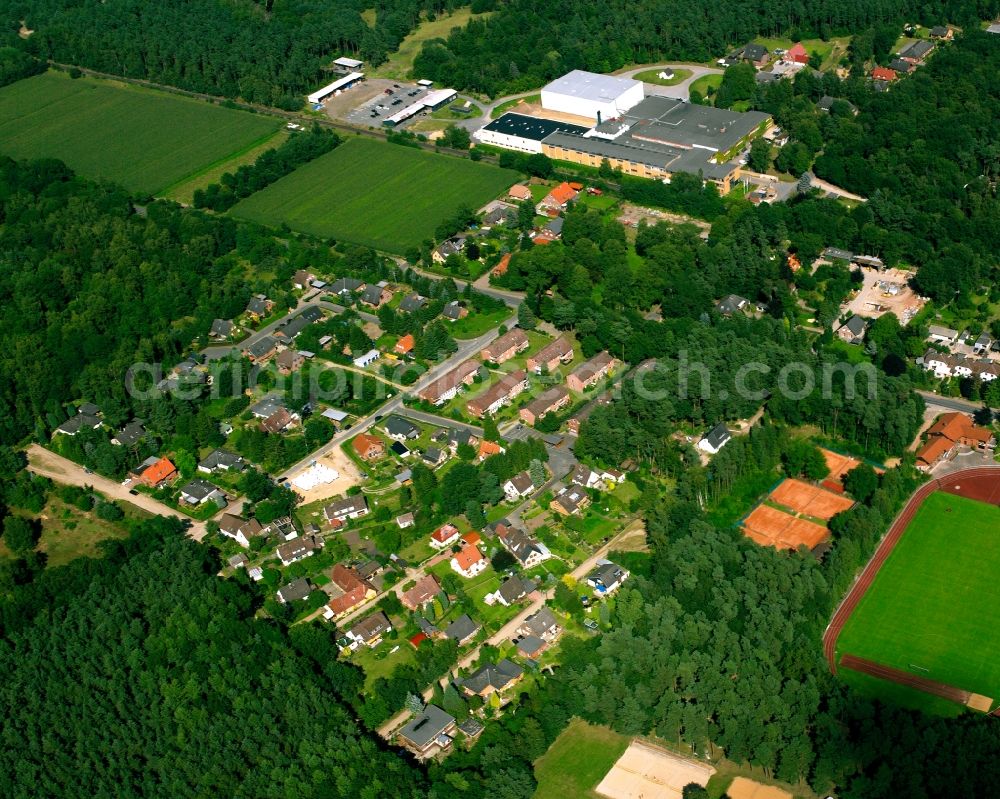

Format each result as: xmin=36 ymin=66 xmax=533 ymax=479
xmin=292 ymin=463 xmax=340 ymax=491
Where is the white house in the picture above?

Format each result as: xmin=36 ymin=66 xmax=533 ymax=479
xmin=502 ymin=471 xmax=535 ymax=502
xmin=430 ymin=524 xmax=461 ymax=550
xmin=586 ymin=560 xmax=630 ymax=596
xmin=697 ymin=423 xmax=731 ymax=455
xmin=451 ymin=542 xmax=487 ymax=578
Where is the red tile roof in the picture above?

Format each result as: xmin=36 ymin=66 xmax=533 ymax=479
xmin=141 ymin=457 xmax=176 ymax=485
xmin=395 ymin=333 xmax=415 ymax=354
xmin=787 ymin=42 xmax=809 ymax=62
xmin=545 ymin=182 xmax=578 ymax=206
xmin=872 ymin=66 xmax=897 ymax=81
xmin=452 ymin=542 xmax=485 ymax=571
xmin=431 ymin=524 xmax=460 ymax=544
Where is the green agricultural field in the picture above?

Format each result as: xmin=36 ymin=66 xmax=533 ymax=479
xmin=837 ymin=491 xmax=1000 ymax=713
xmin=230 ymin=137 xmax=518 ymax=253
xmin=0 ymin=71 xmax=281 ymax=195
xmin=533 ymin=718 xmax=630 ymax=799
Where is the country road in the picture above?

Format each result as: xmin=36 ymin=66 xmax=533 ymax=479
xmin=26 ymin=445 xmax=211 ymax=541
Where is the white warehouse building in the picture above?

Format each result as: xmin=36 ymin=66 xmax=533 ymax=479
xmin=540 ymin=70 xmax=644 ymax=122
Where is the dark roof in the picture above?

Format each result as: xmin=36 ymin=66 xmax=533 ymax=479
xmin=899 ymin=39 xmax=934 ymax=59
xmin=57 ymin=414 xmax=102 ymax=435
xmin=448 ymin=427 xmax=473 ymax=446
xmin=704 ymin=422 xmax=731 ymax=449
xmin=398 ymin=705 xmax=455 ymax=748
xmin=399 ymin=293 xmax=427 ymax=313
xmin=180 ymin=478 xmax=219 ymax=501
xmin=277 ymin=577 xmax=312 ymax=603
xmin=742 ymin=43 xmax=769 ymax=61
xmin=716 ymin=294 xmax=749 ymax=315
xmin=516 ymin=635 xmax=546 ymax=656
xmin=481 ymin=112 xmax=589 ymax=142
xmin=391 ymin=440 xmax=410 ymax=456
xmin=587 ymin=561 xmax=627 ymax=590
xmin=521 ymin=606 xmax=558 ymax=638
xmin=441 ymin=301 xmax=465 ymax=319
xmin=461 ymin=659 xmax=524 ymax=694
xmin=458 ymin=718 xmax=485 ymax=737
xmin=330 ymin=277 xmax=364 ymax=294
xmin=198 ymin=448 xmax=244 ymax=471
xmin=385 ymin=415 xmax=419 ymax=438
xmin=930 ymin=25 xmax=949 ymax=37
xmin=246 ymin=295 xmax=272 ymax=315
xmin=444 ymin=614 xmax=481 ymax=642
xmin=247 ymin=335 xmax=278 ymax=359
xmin=889 ymin=58 xmax=914 ymax=73
xmin=325 ymin=495 xmax=368 ymax=518
xmin=842 ymin=315 xmax=868 ymax=337
xmin=755 ymin=71 xmax=780 ymax=84
xmin=277 ymin=307 xmax=322 ymax=339
xmin=361 ymin=284 xmax=386 ymax=304
xmin=78 ymin=402 xmax=101 ymax=416
xmin=211 ymin=318 xmax=234 ymax=337
xmin=497 ymin=575 xmax=533 ymax=605
xmin=115 ymin=421 xmax=147 ymax=446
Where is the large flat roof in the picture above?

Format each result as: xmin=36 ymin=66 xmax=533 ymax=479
xmin=481 ymin=112 xmax=590 ymax=141
xmin=308 ymin=72 xmax=363 ymax=103
xmin=542 ymin=70 xmax=641 ymax=103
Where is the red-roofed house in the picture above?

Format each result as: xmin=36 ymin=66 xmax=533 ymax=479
xmin=537 ymin=182 xmax=579 ymax=214
xmin=462 ymin=531 xmax=482 ymax=546
xmin=871 ymin=66 xmax=897 ymax=81
xmin=478 ymin=440 xmax=506 ymax=461
xmin=352 ymin=433 xmax=385 ymax=461
xmin=401 ymin=574 xmax=441 ymax=611
xmin=787 ymin=42 xmax=809 ymax=64
xmin=492 ymin=253 xmax=511 ymax=277
xmin=138 ymin=457 xmax=177 ymax=487
xmin=395 ymin=333 xmax=415 ymax=355
xmin=430 ymin=523 xmax=461 ymax=550
xmin=323 ymin=565 xmax=376 ymax=619
xmin=451 ymin=542 xmax=487 ymax=578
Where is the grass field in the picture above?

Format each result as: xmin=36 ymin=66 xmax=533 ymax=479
xmin=689 ymin=73 xmax=722 ymax=99
xmin=230 ymin=137 xmax=517 ymax=253
xmin=837 ymin=492 xmax=1000 ymax=712
xmin=534 ymin=719 xmax=630 ymax=799
xmin=634 ymin=67 xmax=693 ymax=86
xmin=371 ymin=7 xmax=493 ymax=80
xmin=0 ymin=71 xmax=281 ymax=195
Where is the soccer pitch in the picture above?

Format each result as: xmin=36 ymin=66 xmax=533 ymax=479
xmin=0 ymin=71 xmax=280 ymax=195
xmin=230 ymin=137 xmax=518 ymax=253
xmin=837 ymin=491 xmax=1000 ymax=710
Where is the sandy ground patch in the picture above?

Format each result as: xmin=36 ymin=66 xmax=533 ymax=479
xmin=770 ymin=478 xmax=855 ymax=519
xmin=287 ymin=449 xmax=362 ymax=504
xmin=596 ymin=741 xmax=714 ymax=799
xmin=618 ymin=201 xmax=711 ymax=237
xmin=726 ymin=776 xmax=792 ymax=799
xmin=842 ymin=267 xmax=926 ymax=325
xmin=743 ymin=505 xmax=828 ymax=551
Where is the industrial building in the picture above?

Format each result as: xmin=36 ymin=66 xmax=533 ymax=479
xmin=382 ymin=88 xmax=458 ymax=127
xmin=540 ymin=70 xmax=644 ymax=122
xmin=473 ymin=113 xmax=590 ymax=153
xmin=307 ymin=72 xmax=364 ymax=105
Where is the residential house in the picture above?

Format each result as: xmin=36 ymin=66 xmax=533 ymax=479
xmin=508 ymin=184 xmax=532 ymax=201
xmin=520 ymin=385 xmax=571 ymax=425
xmin=491 ymin=253 xmax=512 ymax=278
xmin=361 ymin=284 xmax=393 ymax=308
xmin=716 ymin=294 xmax=750 ymax=316
xmin=871 ymin=66 xmax=897 ymax=81
xmin=395 ymin=334 xmax=415 ymax=355
xmin=466 ymin=370 xmax=528 ymax=418
xmin=481 ymin=329 xmax=530 ymax=364
xmin=698 ymin=423 xmax=732 ymax=455
xmin=396 ymin=512 xmax=415 ymax=529
xmin=111 ymin=421 xmax=146 ymax=447
xmin=276 ymin=577 xmax=312 ymax=604
xmin=228 ymin=553 xmax=248 ymax=570
xmin=346 ymin=611 xmax=392 ymax=649
xmin=419 ymin=360 xmax=479 ymax=405
xmin=441 ymin=300 xmax=468 ymax=321
xmin=351 ymin=433 xmax=385 ymax=461
xmin=478 ymin=439 xmax=506 ymax=460
xmin=488 ymin=575 xmax=534 ymax=607
xmin=899 ymin=39 xmax=935 ymax=63
xmin=399 ymin=293 xmax=428 ymax=313
xmin=551 ymin=484 xmax=590 ymax=516
xmin=134 ymin=456 xmax=177 ymax=487
xmin=503 ymin=470 xmax=536 ymax=501
xmin=526 ymin=337 xmax=574 ymax=373
xmin=293 ymin=270 xmax=315 ymax=290
xmin=741 ymin=43 xmax=770 ymax=67
xmin=250 ymin=394 xmax=285 ymax=419
xmin=930 ymin=25 xmax=953 ymax=40
xmin=430 ymin=524 xmax=461 ymax=550
xmin=330 ymin=277 xmax=365 ymax=297
xmin=444 ymin=614 xmax=481 ymax=644
xmin=457 ymin=718 xmax=485 ymax=742
xmin=973 ymin=332 xmax=992 ymax=354
xmin=55 ymin=413 xmax=103 ymax=436
xmin=451 ymin=542 xmax=487 ymax=578
xmin=245 ymin=335 xmax=279 ymax=363
xmin=433 ymin=236 xmax=466 ymax=264
xmin=275 ymin=349 xmax=305 ymax=375
xmin=179 ymin=478 xmax=224 ymax=506
xmin=197 ymin=448 xmax=245 ymax=474
xmin=264 ymin=516 xmax=299 ymax=541
xmin=543 ymin=216 xmax=564 ymax=239
xmin=401 ymin=574 xmax=441 ymax=611
xmin=276 ymin=534 xmax=323 ymax=566
xmin=889 ymin=58 xmax=916 ymax=74
xmin=385 ymin=416 xmax=420 ymax=441
xmin=927 ymin=325 xmax=959 ymax=344
xmin=568 ymin=463 xmax=607 ymax=490
xmin=274 ymin=306 xmax=322 ymax=340
xmin=484 ymin=204 xmax=515 ymax=227
xmin=447 ymin=427 xmax=479 ymax=453
xmin=787 ymin=42 xmax=810 ymax=64
xmin=396 ymin=705 xmax=457 ymax=757
xmin=391 ymin=441 xmax=411 ymax=458
xmin=460 ymin=659 xmax=524 ymax=698
xmin=566 ymin=352 xmax=616 ymax=392
xmin=324 ymin=564 xmax=375 ymax=618
xmin=261 ymin=408 xmax=295 ymax=434
xmin=837 ymin=315 xmax=868 ymax=344
xmin=246 ymin=294 xmax=274 ymax=320
xmin=496 ymin=523 xmax=551 ymax=569
xmin=421 ymin=447 xmax=446 ymax=468
xmin=518 ymin=606 xmax=561 ymax=642
xmin=218 ymin=513 xmax=264 ymax=547
xmin=210 ymin=319 xmax=235 ymax=340
xmin=586 ymin=559 xmax=630 ymax=595
xmin=920 ymin=349 xmax=1000 ymax=383
xmin=324 ymin=495 xmax=370 ymax=523
xmin=817 ymin=96 xmax=858 ymax=114
xmin=537 ymin=182 xmax=578 ymax=214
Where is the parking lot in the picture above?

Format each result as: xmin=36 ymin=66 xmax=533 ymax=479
xmin=339 ymin=78 xmax=433 ymax=127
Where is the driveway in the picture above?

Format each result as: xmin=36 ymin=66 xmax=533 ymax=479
xmin=26 ymin=444 xmax=210 ymax=540
xmin=613 ymin=63 xmax=723 ymax=101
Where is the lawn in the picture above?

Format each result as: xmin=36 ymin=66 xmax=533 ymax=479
xmin=491 ymin=94 xmax=541 ymax=119
xmin=837 ymin=492 xmax=1000 ymax=713
xmin=533 ymin=718 xmax=630 ymax=799
xmin=230 ymin=137 xmax=518 ymax=254
xmin=634 ymin=67 xmax=692 ymax=86
xmin=0 ymin=71 xmax=281 ymax=195
xmin=688 ymin=74 xmax=722 ymax=99
xmin=371 ymin=7 xmax=494 ymax=80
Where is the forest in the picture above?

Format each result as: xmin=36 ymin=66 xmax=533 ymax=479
xmin=3 ymin=0 xmax=458 ymax=107
xmin=411 ymin=0 xmax=998 ymax=95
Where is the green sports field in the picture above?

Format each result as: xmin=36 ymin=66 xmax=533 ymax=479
xmin=229 ymin=137 xmax=518 ymax=253
xmin=0 ymin=71 xmax=280 ymax=195
xmin=837 ymin=491 xmax=1000 ymax=712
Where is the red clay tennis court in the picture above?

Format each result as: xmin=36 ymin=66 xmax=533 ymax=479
xmin=743 ymin=504 xmax=829 ymax=550
xmin=770 ymin=478 xmax=855 ymax=519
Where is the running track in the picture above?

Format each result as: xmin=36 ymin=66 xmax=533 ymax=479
xmin=823 ymin=466 xmax=1000 ymax=674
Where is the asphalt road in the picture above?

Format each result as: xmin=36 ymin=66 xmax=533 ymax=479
xmin=917 ymin=390 xmax=988 ymax=413
xmin=613 ymin=63 xmax=724 ymax=101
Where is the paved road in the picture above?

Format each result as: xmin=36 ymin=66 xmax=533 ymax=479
xmin=916 ymin=390 xmax=988 ymax=414
xmin=26 ymin=444 xmax=211 ymax=541
xmin=613 ymin=63 xmax=724 ymax=101
xmin=805 ymin=172 xmax=867 ymax=202
xmin=401 ymin=261 xmax=524 ymax=309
